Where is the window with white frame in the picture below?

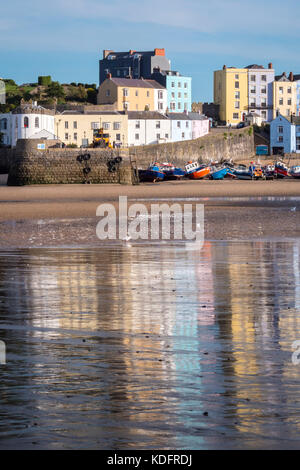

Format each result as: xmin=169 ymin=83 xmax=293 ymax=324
xmin=233 ymin=113 xmax=239 ymax=119
xmin=261 ymin=75 xmax=267 ymax=82
xmin=278 ymin=126 xmax=283 ymax=133
xmin=170 ymin=102 xmax=176 ymax=110
xmin=156 ymin=121 xmax=160 ymax=129
xmin=288 ymin=99 xmax=292 ymax=105
xmin=250 ymin=86 xmax=256 ymax=94
xmin=135 ymin=133 xmax=139 ymax=140
xmin=235 ymin=91 xmax=240 ymax=99
xmin=234 ymin=101 xmax=240 ymax=109
xmin=182 ymin=132 xmax=185 ymax=138
xmin=278 ymin=136 xmax=283 ymax=142
xmin=296 ymin=136 xmax=300 ymax=150
xmin=177 ymin=121 xmax=181 ymax=128
xmin=279 ymin=87 xmax=283 ymax=94
xmin=250 ymin=75 xmax=256 ymax=82
xmin=106 ymin=90 xmax=110 ymax=96
xmin=113 ymin=122 xmax=121 ymax=130
xmin=184 ymin=82 xmax=188 ymax=88
xmin=103 ymin=122 xmax=110 ymax=129
xmin=74 ymin=133 xmax=77 ymax=140
xmin=235 ymin=81 xmax=239 ymax=89
xmin=123 ymin=88 xmax=129 ymax=97
xmin=235 ymin=74 xmax=239 ymax=79
xmin=91 ymin=122 xmax=99 ymax=129
xmin=135 ymin=121 xmax=140 ymax=129
xmin=156 ymin=133 xmax=160 ymax=139
xmin=279 ymin=98 xmax=283 ymax=105
xmin=178 ymin=82 xmax=181 ymax=88
xmin=261 ymin=87 xmax=266 ymax=94
xmin=35 ymin=117 xmax=39 ymax=128
xmin=186 ymin=121 xmax=189 ymax=128
xmin=178 ymin=102 xmax=181 ymax=109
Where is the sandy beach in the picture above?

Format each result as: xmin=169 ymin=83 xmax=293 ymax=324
xmin=0 ymin=178 xmax=299 ymax=247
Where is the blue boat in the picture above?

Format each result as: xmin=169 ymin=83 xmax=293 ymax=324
xmin=160 ymin=163 xmax=186 ymax=180
xmin=138 ymin=164 xmax=165 ymax=182
xmin=210 ymin=167 xmax=228 ymax=180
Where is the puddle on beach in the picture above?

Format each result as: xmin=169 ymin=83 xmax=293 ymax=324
xmin=0 ymin=240 xmax=299 ymax=449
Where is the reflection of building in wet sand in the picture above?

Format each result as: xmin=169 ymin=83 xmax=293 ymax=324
xmin=212 ymin=240 xmax=300 ymax=439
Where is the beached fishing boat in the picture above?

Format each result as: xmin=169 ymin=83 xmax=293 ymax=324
xmin=290 ymin=165 xmax=300 ymax=179
xmin=138 ymin=164 xmax=165 ymax=182
xmin=209 ymin=167 xmax=228 ymax=180
xmin=160 ymin=163 xmax=186 ymax=180
xmin=233 ymin=165 xmax=252 ymax=180
xmin=185 ymin=161 xmax=210 ymax=180
xmin=274 ymin=161 xmax=289 ymax=178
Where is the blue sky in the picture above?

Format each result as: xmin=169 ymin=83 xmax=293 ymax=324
xmin=1 ymin=0 xmax=300 ymax=102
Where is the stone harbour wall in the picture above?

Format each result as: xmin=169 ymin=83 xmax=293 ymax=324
xmin=7 ymin=140 xmax=133 ymax=186
xmin=130 ymin=128 xmax=255 ymax=168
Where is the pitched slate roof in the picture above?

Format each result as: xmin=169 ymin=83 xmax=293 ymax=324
xmin=127 ymin=111 xmax=168 ymax=120
xmin=167 ymin=113 xmax=190 ymax=120
xmin=109 ymin=78 xmax=165 ymax=89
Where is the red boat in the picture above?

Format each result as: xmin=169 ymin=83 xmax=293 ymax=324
xmin=185 ymin=162 xmax=211 ymax=180
xmin=274 ymin=161 xmax=289 ymax=178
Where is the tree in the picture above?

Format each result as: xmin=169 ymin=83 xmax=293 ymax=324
xmin=47 ymin=81 xmax=65 ymax=99
xmin=87 ymin=88 xmax=97 ymax=104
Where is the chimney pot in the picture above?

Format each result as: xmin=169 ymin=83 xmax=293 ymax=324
xmin=289 ymin=71 xmax=294 ymax=81
xmin=268 ymin=62 xmax=273 ymax=69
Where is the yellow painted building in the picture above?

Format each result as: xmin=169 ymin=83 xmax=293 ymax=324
xmin=273 ymin=73 xmax=297 ymax=119
xmin=97 ymin=77 xmax=163 ymax=112
xmin=214 ymin=66 xmax=248 ymax=125
xmin=55 ymin=110 xmax=128 ymax=147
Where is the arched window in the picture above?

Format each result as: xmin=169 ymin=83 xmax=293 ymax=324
xmin=35 ymin=117 xmax=39 ymax=128
xmin=24 ymin=116 xmax=29 ymax=128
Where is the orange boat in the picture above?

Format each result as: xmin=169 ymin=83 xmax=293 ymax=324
xmin=185 ymin=162 xmax=211 ymax=180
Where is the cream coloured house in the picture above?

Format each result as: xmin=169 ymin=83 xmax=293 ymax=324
xmin=273 ymin=73 xmax=297 ymax=119
xmin=55 ymin=110 xmax=128 ymax=147
xmin=97 ymin=77 xmax=167 ymax=113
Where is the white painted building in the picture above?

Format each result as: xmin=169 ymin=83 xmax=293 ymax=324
xmin=0 ymin=103 xmax=55 ymax=147
xmin=168 ymin=112 xmax=192 ymax=142
xmin=128 ymin=111 xmax=171 ymax=146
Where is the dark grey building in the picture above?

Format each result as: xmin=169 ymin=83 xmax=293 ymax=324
xmin=99 ymin=49 xmax=171 ymax=85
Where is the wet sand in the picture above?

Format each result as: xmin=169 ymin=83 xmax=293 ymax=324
xmin=0 ymin=179 xmax=299 ymax=248
xmin=0 ymin=243 xmax=299 ymax=449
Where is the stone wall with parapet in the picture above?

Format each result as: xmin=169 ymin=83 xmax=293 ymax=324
xmin=7 ymin=140 xmax=133 ymax=186
xmin=130 ymin=128 xmax=255 ymax=168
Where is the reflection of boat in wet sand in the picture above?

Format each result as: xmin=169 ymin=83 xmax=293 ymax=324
xmin=185 ymin=161 xmax=210 ymax=180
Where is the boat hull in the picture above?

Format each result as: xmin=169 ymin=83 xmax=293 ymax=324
xmin=188 ymin=167 xmax=210 ymax=180
xmin=138 ymin=169 xmax=165 ymax=182
xmin=210 ymin=168 xmax=228 ymax=180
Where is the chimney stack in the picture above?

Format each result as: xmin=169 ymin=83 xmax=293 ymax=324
xmin=289 ymin=72 xmax=294 ymax=81
xmin=268 ymin=62 xmax=273 ymax=69
xmin=106 ymin=73 xmax=112 ymax=79
xmin=103 ymin=50 xmax=113 ymax=59
xmin=223 ymin=65 xmax=227 ymax=70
